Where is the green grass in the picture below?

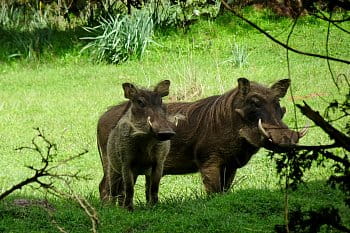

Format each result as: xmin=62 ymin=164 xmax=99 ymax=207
xmin=0 ymin=8 xmax=349 ymax=232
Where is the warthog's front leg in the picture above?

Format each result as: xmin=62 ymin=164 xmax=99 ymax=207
xmin=104 ymin=156 xmax=122 ymax=205
xmin=121 ymin=164 xmax=135 ymax=211
xmin=147 ymin=162 xmax=164 ymax=205
xmin=199 ymin=156 xmax=223 ymax=193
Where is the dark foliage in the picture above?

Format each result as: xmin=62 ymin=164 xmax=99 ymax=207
xmin=268 ymin=93 xmax=350 ymax=232
xmin=275 ymin=207 xmax=350 ymax=232
xmin=226 ymin=0 xmax=350 ymax=18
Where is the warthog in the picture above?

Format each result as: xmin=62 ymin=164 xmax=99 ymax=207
xmin=100 ymin=80 xmax=176 ymax=211
xmin=98 ymin=78 xmax=307 ymax=196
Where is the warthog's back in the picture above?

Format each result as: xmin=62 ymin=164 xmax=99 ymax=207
xmin=98 ymin=78 xmax=307 ymax=195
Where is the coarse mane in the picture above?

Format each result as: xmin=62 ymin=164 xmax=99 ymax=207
xmin=184 ymin=86 xmax=241 ymax=136
xmin=181 ymin=81 xmax=270 ymax=138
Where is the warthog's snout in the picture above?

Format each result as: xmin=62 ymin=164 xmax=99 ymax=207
xmin=147 ymin=116 xmax=176 ymax=141
xmin=258 ymin=119 xmax=309 ymax=147
xmin=155 ymin=130 xmax=176 ymax=141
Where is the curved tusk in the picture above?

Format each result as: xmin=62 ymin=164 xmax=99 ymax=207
xmin=147 ymin=116 xmax=153 ymax=127
xmin=298 ymin=121 xmax=310 ymax=138
xmin=258 ymin=119 xmax=271 ymax=141
xmin=174 ymin=116 xmax=179 ymax=127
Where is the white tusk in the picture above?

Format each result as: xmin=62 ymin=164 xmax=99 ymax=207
xmin=174 ymin=116 xmax=178 ymax=127
xmin=258 ymin=119 xmax=270 ymax=140
xmin=147 ymin=116 xmax=152 ymax=127
xmin=298 ymin=121 xmax=310 ymax=138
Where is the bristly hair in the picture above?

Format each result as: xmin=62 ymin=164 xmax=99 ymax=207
xmin=178 ymin=86 xmax=241 ymax=138
xmin=173 ymin=81 xmax=273 ymax=139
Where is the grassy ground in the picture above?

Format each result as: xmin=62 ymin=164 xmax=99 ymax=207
xmin=0 ymin=8 xmax=349 ymax=232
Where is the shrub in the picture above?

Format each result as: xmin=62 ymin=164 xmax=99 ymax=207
xmin=81 ymin=10 xmax=154 ymax=64
xmin=223 ymin=43 xmax=250 ymax=68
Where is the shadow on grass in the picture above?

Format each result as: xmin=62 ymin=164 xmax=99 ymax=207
xmin=0 ymin=180 xmax=348 ymax=233
xmin=0 ymin=26 xmax=88 ymax=62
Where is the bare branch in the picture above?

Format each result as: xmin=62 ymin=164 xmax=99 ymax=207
xmin=296 ymin=101 xmax=350 ymax=152
xmin=50 ymin=183 xmax=100 ymax=233
xmin=311 ymin=12 xmax=350 ymax=23
xmin=1 ymin=128 xmax=98 ymax=232
xmin=266 ymin=142 xmax=340 ymax=153
xmin=325 ymin=11 xmax=339 ymax=89
xmin=0 ymin=176 xmax=41 ymax=200
xmin=286 ymin=12 xmax=300 ymax=132
xmin=220 ymin=1 xmax=350 ymax=65
xmin=311 ymin=12 xmax=350 ymax=34
xmin=1 ymin=128 xmax=88 ymax=200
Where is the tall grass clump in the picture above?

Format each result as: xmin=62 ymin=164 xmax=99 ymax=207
xmin=81 ymin=10 xmax=154 ymax=64
xmin=224 ymin=42 xmax=250 ymax=68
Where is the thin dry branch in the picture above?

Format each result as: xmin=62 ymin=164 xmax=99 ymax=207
xmin=0 ymin=174 xmax=45 ymax=200
xmin=1 ymin=128 xmax=88 ymax=200
xmin=311 ymin=11 xmax=350 ymax=34
xmin=220 ymin=0 xmax=350 ymax=65
xmin=0 ymin=128 xmax=97 ymax=232
xmin=50 ymin=182 xmax=100 ymax=233
xmin=312 ymin=14 xmax=350 ymax=23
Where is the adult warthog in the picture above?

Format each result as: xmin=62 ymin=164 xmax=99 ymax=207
xmin=98 ymin=78 xmax=308 ymax=196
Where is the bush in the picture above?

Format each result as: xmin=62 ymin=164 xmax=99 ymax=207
xmin=81 ymin=10 xmax=154 ymax=64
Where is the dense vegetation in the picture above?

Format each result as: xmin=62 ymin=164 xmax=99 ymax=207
xmin=0 ymin=1 xmax=349 ymax=232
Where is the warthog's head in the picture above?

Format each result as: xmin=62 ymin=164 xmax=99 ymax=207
xmin=235 ymin=78 xmax=308 ymax=149
xmin=122 ymin=80 xmax=176 ymax=141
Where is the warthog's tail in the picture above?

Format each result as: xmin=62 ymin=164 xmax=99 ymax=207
xmin=97 ymin=131 xmax=104 ymax=165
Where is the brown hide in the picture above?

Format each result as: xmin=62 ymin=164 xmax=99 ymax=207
xmin=102 ymin=80 xmax=175 ymax=211
xmin=98 ymin=78 xmax=306 ymax=197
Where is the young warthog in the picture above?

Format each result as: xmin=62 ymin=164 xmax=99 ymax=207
xmin=102 ymin=80 xmax=175 ymax=211
xmin=98 ymin=78 xmax=308 ymax=196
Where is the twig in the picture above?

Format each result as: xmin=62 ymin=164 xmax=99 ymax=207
xmin=220 ymin=1 xmax=350 ymax=65
xmin=0 ymin=128 xmax=95 ymax=232
xmin=0 ymin=174 xmax=47 ymax=200
xmin=311 ymin=12 xmax=350 ymax=34
xmin=51 ymin=183 xmax=100 ymax=233
xmin=325 ymin=11 xmax=339 ymax=89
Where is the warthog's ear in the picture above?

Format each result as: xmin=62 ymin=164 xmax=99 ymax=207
xmin=271 ymin=79 xmax=290 ymax=98
xmin=122 ymin=83 xmax=138 ymax=100
xmin=154 ymin=80 xmax=171 ymax=97
xmin=237 ymin=77 xmax=250 ymax=96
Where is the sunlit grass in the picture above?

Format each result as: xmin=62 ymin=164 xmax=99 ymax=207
xmin=0 ymin=9 xmax=349 ymax=232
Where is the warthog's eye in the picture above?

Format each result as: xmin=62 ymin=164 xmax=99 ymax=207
xmin=136 ymin=99 xmax=146 ymax=107
xmin=250 ymin=98 xmax=261 ymax=108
